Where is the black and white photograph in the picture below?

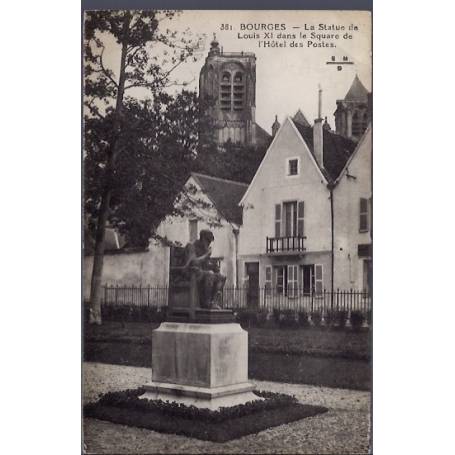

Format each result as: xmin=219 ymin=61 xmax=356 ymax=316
xmin=82 ymin=6 xmax=372 ymax=454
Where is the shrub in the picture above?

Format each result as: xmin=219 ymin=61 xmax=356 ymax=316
xmin=324 ymin=310 xmax=347 ymax=328
xmin=323 ymin=311 xmax=335 ymax=326
xmin=297 ymin=311 xmax=309 ymax=327
xmin=255 ymin=310 xmax=268 ymax=328
xmin=279 ymin=310 xmax=299 ymax=329
xmin=272 ymin=308 xmax=281 ymax=325
xmin=236 ymin=309 xmax=257 ymax=328
xmin=337 ymin=310 xmax=349 ymax=328
xmin=99 ymin=304 xmax=166 ymax=323
xmin=311 ymin=311 xmax=322 ymax=326
xmin=350 ymin=311 xmax=365 ymax=330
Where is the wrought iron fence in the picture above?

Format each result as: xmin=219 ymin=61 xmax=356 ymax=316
xmin=103 ymin=285 xmax=169 ymax=308
xmin=101 ymin=285 xmax=372 ymax=315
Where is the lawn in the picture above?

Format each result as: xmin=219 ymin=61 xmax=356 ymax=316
xmin=84 ymin=321 xmax=371 ymax=390
xmin=85 ymin=321 xmax=371 ymax=359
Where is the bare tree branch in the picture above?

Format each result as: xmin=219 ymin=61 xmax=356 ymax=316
xmin=124 ymin=59 xmax=185 ymax=91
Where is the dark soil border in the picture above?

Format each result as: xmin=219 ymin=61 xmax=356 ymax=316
xmin=84 ymin=388 xmax=328 ymax=443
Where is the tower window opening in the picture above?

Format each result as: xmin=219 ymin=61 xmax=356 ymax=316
xmin=352 ymin=111 xmax=362 ymax=137
xmin=232 ymin=71 xmax=244 ymax=111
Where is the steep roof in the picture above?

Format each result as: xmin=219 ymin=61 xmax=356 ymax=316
xmin=191 ymin=172 xmax=248 ymax=225
xmin=254 ymin=122 xmax=272 ymax=147
xmin=344 ymin=75 xmax=369 ymax=101
xmin=293 ymin=109 xmax=311 ymax=127
xmin=292 ymin=120 xmax=357 ymax=181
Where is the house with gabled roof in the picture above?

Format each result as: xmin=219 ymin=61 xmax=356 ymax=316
xmin=83 ymin=172 xmax=248 ymax=300
xmin=332 ymin=125 xmax=372 ymax=293
xmin=153 ymin=172 xmax=248 ymax=288
xmin=238 ymin=102 xmax=370 ymax=305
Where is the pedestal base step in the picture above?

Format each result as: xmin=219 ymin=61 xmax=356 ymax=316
xmin=140 ymin=381 xmax=261 ymax=410
xmin=167 ymin=308 xmax=235 ymax=323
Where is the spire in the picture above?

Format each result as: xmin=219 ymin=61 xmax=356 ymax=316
xmin=323 ymin=116 xmax=331 ymax=131
xmin=271 ymin=115 xmax=280 ymax=137
xmin=345 ymin=74 xmax=369 ymax=101
xmin=208 ymin=33 xmax=220 ymax=56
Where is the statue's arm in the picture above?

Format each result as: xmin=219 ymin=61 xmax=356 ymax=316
xmin=183 ymin=243 xmax=210 ymax=269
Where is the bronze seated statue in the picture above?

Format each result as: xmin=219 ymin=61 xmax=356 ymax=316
xmin=168 ymin=229 xmax=231 ymax=323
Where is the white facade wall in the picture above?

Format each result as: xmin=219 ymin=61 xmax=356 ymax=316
xmin=239 ymin=118 xmax=332 ymax=290
xmin=333 ymin=127 xmax=372 ymax=290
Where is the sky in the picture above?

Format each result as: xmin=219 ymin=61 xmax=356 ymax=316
xmin=99 ymin=10 xmax=371 ymax=133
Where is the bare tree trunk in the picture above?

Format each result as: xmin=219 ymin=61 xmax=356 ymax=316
xmin=89 ymin=12 xmax=130 ymax=325
xmin=89 ymin=187 xmax=112 ymax=324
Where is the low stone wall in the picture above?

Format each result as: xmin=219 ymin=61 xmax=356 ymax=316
xmin=83 ymin=247 xmax=169 ymax=301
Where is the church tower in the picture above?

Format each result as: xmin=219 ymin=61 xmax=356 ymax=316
xmin=199 ymin=35 xmax=257 ymax=146
xmin=334 ymin=75 xmax=371 ymax=140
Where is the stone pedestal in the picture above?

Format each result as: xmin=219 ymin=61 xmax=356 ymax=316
xmin=140 ymin=322 xmax=260 ymax=410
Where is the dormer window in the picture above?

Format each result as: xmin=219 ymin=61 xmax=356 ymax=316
xmin=287 ymin=158 xmax=299 ymax=176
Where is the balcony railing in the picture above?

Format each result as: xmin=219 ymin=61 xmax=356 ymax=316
xmin=266 ymin=236 xmax=305 ymax=253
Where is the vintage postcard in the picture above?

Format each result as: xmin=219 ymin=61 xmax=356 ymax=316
xmin=83 ymin=7 xmax=372 ymax=454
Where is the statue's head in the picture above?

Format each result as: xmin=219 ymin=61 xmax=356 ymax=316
xmin=199 ymin=229 xmax=214 ymax=245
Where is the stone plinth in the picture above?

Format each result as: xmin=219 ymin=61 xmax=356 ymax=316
xmin=140 ymin=322 xmax=260 ymax=410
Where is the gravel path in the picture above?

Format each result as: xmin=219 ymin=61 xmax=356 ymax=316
xmin=83 ymin=362 xmax=371 ymax=454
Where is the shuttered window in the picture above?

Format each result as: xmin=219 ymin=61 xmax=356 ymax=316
xmin=315 ymin=264 xmax=323 ymax=295
xmin=297 ymin=201 xmax=304 ymax=237
xmin=274 ymin=201 xmax=304 ymax=238
xmin=283 ymin=201 xmax=297 ymax=236
xmin=287 ymin=265 xmax=298 ymax=298
xmin=359 ymin=198 xmax=369 ymax=232
xmin=275 ymin=204 xmax=281 ymax=237
xmin=274 ymin=266 xmax=286 ymax=296
xmin=265 ymin=266 xmax=272 ymax=296
xmin=298 ymin=265 xmax=304 ymax=296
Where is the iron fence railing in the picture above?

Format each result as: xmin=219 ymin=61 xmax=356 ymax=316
xmin=266 ymin=236 xmax=305 ymax=253
xmin=101 ymin=285 xmax=372 ymax=315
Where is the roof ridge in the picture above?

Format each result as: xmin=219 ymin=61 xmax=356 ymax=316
xmin=191 ymin=172 xmax=249 ymax=187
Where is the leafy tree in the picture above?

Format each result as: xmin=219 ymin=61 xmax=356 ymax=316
xmin=84 ymin=10 xmax=204 ymax=324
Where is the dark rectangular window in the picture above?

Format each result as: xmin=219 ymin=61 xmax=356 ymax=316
xmin=358 ymin=244 xmax=372 ymax=258
xmin=359 ymin=198 xmax=369 ymax=232
xmin=297 ymin=201 xmax=304 ymax=237
xmin=274 ymin=204 xmax=281 ymax=237
xmin=283 ymin=201 xmax=297 ymax=237
xmin=288 ymin=159 xmax=298 ymax=176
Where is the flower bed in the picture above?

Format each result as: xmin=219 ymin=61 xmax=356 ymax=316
xmin=84 ymin=388 xmax=328 ymax=442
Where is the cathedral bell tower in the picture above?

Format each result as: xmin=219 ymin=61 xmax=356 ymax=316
xmin=334 ymin=75 xmax=371 ymax=140
xmin=199 ymin=35 xmax=257 ymax=146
